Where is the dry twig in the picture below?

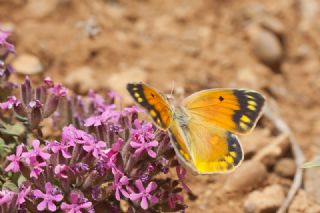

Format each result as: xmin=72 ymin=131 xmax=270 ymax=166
xmin=264 ymin=106 xmax=305 ymax=213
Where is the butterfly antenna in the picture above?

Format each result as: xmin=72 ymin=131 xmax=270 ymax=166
xmin=170 ymin=81 xmax=175 ymax=97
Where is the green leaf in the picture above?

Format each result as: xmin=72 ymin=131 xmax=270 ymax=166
xmin=301 ymin=158 xmax=320 ymax=168
xmin=0 ymin=121 xmax=25 ymax=137
xmin=0 ymin=137 xmax=9 ymax=156
xmin=17 ymin=175 xmax=27 ymax=187
xmin=2 ymin=180 xmax=18 ymax=192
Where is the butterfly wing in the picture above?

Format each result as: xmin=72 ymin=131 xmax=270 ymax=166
xmin=182 ymin=89 xmax=265 ymax=134
xmin=127 ymin=83 xmax=172 ymax=129
xmin=170 ymin=109 xmax=243 ymax=174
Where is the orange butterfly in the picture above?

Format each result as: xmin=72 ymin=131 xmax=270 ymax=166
xmin=127 ymin=83 xmax=265 ymax=174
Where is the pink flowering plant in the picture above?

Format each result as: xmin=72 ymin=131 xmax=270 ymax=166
xmin=0 ymin=30 xmax=188 ymax=212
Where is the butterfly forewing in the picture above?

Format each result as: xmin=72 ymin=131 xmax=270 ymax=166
xmin=182 ymin=89 xmax=265 ymax=134
xmin=127 ymin=83 xmax=172 ymax=129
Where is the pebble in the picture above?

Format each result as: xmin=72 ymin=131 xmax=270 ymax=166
xmin=241 ymin=129 xmax=271 ymax=156
xmin=289 ymin=190 xmax=320 ymax=213
xmin=26 ymin=0 xmax=59 ymax=18
xmin=259 ymin=15 xmax=285 ymax=37
xmin=304 ymin=167 xmax=320 ymax=205
xmin=12 ymin=54 xmax=43 ymax=75
xmin=64 ymin=66 xmax=97 ymax=94
xmin=249 ymin=27 xmax=283 ymax=69
xmin=106 ymin=66 xmax=147 ymax=104
xmin=274 ymin=158 xmax=296 ymax=178
xmin=244 ymin=184 xmax=285 ymax=213
xmin=298 ymin=0 xmax=319 ymax=31
xmin=224 ymin=160 xmax=267 ymax=192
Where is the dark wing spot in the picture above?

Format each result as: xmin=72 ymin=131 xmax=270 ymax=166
xmin=151 ymin=93 xmax=155 ymax=98
xmin=219 ymin=96 xmax=224 ymax=102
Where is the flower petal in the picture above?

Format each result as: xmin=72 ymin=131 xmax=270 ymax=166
xmin=130 ymin=193 xmax=142 ymax=201
xmin=146 ymin=182 xmax=157 ymax=193
xmin=134 ymin=180 xmax=145 ymax=192
xmin=37 ymin=200 xmax=47 ymax=211
xmin=140 ymin=197 xmax=149 ymax=210
xmin=47 ymin=200 xmax=57 ymax=212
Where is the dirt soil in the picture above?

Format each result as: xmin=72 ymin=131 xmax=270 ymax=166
xmin=1 ymin=0 xmax=320 ymax=212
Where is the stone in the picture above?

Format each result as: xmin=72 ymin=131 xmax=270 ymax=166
xmin=298 ymin=0 xmax=319 ymax=31
xmin=244 ymin=184 xmax=285 ymax=213
xmin=249 ymin=27 xmax=283 ymax=69
xmin=241 ymin=129 xmax=271 ymax=157
xmin=26 ymin=0 xmax=59 ymax=18
xmin=64 ymin=66 xmax=97 ymax=94
xmin=259 ymin=15 xmax=285 ymax=37
xmin=224 ymin=160 xmax=268 ymax=192
xmin=13 ymin=54 xmax=43 ymax=75
xmin=289 ymin=190 xmax=320 ymax=213
xmin=274 ymin=158 xmax=296 ymax=178
xmin=304 ymin=167 xmax=320 ymax=205
xmin=105 ymin=66 xmax=147 ymax=104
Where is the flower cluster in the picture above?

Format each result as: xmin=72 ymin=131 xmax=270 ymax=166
xmin=0 ymin=31 xmax=187 ymax=212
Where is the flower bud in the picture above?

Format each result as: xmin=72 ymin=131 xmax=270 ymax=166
xmin=43 ymin=95 xmax=59 ymax=118
xmin=28 ymin=100 xmax=43 ymax=128
xmin=13 ymin=101 xmax=28 ymax=118
xmin=21 ymin=76 xmax=32 ymax=106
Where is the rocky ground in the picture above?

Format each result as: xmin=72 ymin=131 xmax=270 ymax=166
xmin=1 ymin=0 xmax=320 ymax=212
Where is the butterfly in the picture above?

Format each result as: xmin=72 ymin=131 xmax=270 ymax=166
xmin=127 ymin=83 xmax=265 ymax=174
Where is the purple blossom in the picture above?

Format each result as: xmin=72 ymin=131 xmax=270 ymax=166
xmin=83 ymin=140 xmax=106 ymax=158
xmin=22 ymin=140 xmax=51 ymax=165
xmin=49 ymin=140 xmax=72 ymax=158
xmin=113 ymin=174 xmax=130 ymax=200
xmin=54 ymin=164 xmax=69 ymax=179
xmin=5 ymin=144 xmax=25 ymax=172
xmin=0 ymin=30 xmax=15 ymax=53
xmin=176 ymin=166 xmax=191 ymax=193
xmin=123 ymin=106 xmax=144 ymax=114
xmin=130 ymin=179 xmax=159 ymax=210
xmin=17 ymin=186 xmax=31 ymax=205
xmin=30 ymin=161 xmax=47 ymax=179
xmin=84 ymin=106 xmax=120 ymax=127
xmin=0 ymin=96 xmax=17 ymax=110
xmin=130 ymin=138 xmax=158 ymax=158
xmin=33 ymin=182 xmax=63 ymax=212
xmin=88 ymin=90 xmax=109 ymax=112
xmin=43 ymin=77 xmax=54 ymax=88
xmin=61 ymin=191 xmax=93 ymax=213
xmin=49 ymin=84 xmax=67 ymax=97
xmin=0 ymin=190 xmax=15 ymax=205
xmin=108 ymin=91 xmax=122 ymax=100
xmin=168 ymin=193 xmax=184 ymax=209
xmin=130 ymin=120 xmax=159 ymax=158
xmin=61 ymin=125 xmax=94 ymax=146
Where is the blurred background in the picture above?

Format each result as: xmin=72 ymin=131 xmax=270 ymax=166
xmin=1 ymin=0 xmax=320 ymax=212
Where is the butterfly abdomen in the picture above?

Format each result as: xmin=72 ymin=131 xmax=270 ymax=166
xmin=232 ymin=90 xmax=265 ymax=133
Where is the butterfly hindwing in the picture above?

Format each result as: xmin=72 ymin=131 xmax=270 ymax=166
xmin=172 ymin=111 xmax=243 ymax=174
xmin=127 ymin=83 xmax=172 ymax=129
xmin=182 ymin=89 xmax=265 ymax=134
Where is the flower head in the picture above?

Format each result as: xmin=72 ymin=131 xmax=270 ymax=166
xmin=5 ymin=144 xmax=25 ymax=172
xmin=0 ymin=96 xmax=18 ymax=110
xmin=22 ymin=140 xmax=51 ymax=165
xmin=33 ymin=182 xmax=63 ymax=212
xmin=61 ymin=191 xmax=93 ymax=213
xmin=0 ymin=30 xmax=15 ymax=53
xmin=49 ymin=84 xmax=67 ymax=97
xmin=113 ymin=174 xmax=130 ymax=200
xmin=130 ymin=120 xmax=159 ymax=158
xmin=130 ymin=179 xmax=159 ymax=210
